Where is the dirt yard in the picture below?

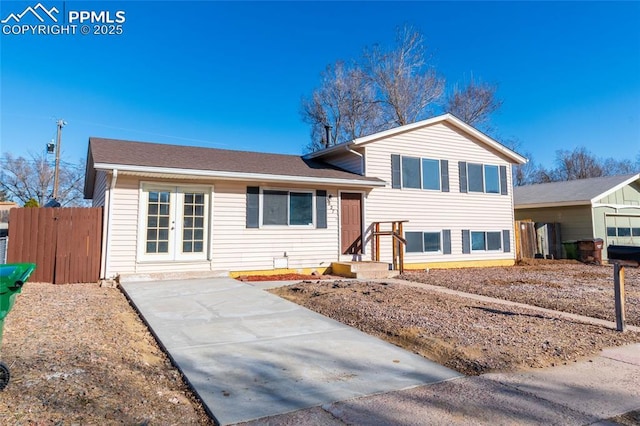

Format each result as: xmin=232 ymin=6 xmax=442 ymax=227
xmin=0 ymin=283 xmax=212 ymax=425
xmin=401 ymin=260 xmax=640 ymax=327
xmin=270 ymin=261 xmax=640 ymax=376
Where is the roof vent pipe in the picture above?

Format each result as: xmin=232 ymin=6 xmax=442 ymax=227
xmin=324 ymin=125 xmax=332 ymax=148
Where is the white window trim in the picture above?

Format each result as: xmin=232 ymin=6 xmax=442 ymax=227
xmin=400 ymin=155 xmax=442 ymax=191
xmin=259 ymin=187 xmax=316 ymax=228
xmin=470 ymin=230 xmax=503 ymax=252
xmin=137 ymin=182 xmax=213 ymax=263
xmin=405 ymin=230 xmax=443 ymax=254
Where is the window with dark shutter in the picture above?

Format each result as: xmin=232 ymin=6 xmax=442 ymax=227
xmin=246 ymin=187 xmax=259 ymax=228
xmin=500 ymin=166 xmax=508 ymax=195
xmin=391 ymin=154 xmax=401 ymax=188
xmin=440 ymin=160 xmax=449 ymax=192
xmin=459 ymin=162 xmax=468 ymax=193
xmin=316 ymin=190 xmax=327 ymax=229
xmin=442 ymin=229 xmax=451 ymax=254
xmin=503 ymin=230 xmax=511 ymax=252
xmin=462 ymin=229 xmax=470 ymax=254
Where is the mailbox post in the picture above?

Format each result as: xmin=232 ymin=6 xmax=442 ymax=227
xmin=607 ymin=245 xmax=640 ymax=332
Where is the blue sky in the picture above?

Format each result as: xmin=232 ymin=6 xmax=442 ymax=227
xmin=1 ymin=1 xmax=639 ymax=170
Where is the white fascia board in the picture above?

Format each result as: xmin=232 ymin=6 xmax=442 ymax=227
xmin=515 ymin=201 xmax=592 ymax=209
xmin=589 ymin=174 xmax=640 ymax=204
xmin=93 ymin=163 xmax=385 ymax=188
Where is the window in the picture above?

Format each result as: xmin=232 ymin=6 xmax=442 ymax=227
xmin=399 ymin=156 xmax=441 ymax=190
xmin=607 ymin=227 xmax=617 ymax=237
xmin=422 ymin=159 xmax=440 ymax=190
xmin=468 ymin=164 xmax=484 ymax=192
xmin=459 ymin=162 xmax=507 ymax=195
xmin=471 ymin=231 xmax=502 ymax=251
xmin=484 ymin=165 xmax=500 ymax=193
xmin=263 ymin=190 xmax=313 ymax=226
xmin=402 ymin=157 xmax=421 ymax=189
xmin=633 ymin=228 xmax=640 ymax=237
xmin=405 ymin=231 xmax=442 ymax=253
xmin=617 ymin=227 xmax=632 ymax=237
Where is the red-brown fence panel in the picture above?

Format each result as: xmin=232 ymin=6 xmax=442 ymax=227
xmin=7 ymin=207 xmax=102 ymax=284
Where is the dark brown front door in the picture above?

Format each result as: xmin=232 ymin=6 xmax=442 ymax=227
xmin=340 ymin=193 xmax=362 ymax=254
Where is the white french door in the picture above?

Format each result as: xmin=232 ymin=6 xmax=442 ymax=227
xmin=140 ymin=185 xmax=210 ymax=261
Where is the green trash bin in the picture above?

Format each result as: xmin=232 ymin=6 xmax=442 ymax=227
xmin=0 ymin=263 xmax=36 ymax=390
xmin=562 ymin=241 xmax=578 ymax=260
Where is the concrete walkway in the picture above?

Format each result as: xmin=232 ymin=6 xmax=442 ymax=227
xmin=120 ymin=278 xmax=461 ymax=425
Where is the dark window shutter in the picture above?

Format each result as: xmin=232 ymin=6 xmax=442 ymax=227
xmin=442 ymin=229 xmax=452 ymax=254
xmin=500 ymin=165 xmax=508 ymax=195
xmin=462 ymin=229 xmax=471 ymax=254
xmin=503 ymin=229 xmax=511 ymax=253
xmin=391 ymin=154 xmax=401 ymax=188
xmin=440 ymin=160 xmax=449 ymax=192
xmin=316 ymin=190 xmax=327 ymax=229
xmin=246 ymin=186 xmax=259 ymax=228
xmin=459 ymin=161 xmax=468 ymax=193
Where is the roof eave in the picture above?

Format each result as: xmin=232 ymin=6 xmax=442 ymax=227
xmin=93 ymin=163 xmax=385 ymax=188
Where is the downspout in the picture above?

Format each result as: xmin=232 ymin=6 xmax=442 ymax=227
xmin=102 ymin=169 xmax=118 ymax=280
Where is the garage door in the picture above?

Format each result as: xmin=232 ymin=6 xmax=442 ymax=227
xmin=606 ymin=215 xmax=640 ymax=246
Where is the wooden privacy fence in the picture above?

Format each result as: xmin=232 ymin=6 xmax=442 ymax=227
xmin=7 ymin=207 xmax=103 ymax=284
xmin=514 ymin=220 xmax=536 ymax=261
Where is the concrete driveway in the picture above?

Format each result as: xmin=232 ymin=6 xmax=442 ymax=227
xmin=120 ymin=278 xmax=461 ymax=425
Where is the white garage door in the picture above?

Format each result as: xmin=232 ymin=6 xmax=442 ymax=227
xmin=606 ymin=215 xmax=640 ymax=246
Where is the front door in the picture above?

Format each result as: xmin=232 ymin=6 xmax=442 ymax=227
xmin=340 ymin=192 xmax=363 ymax=254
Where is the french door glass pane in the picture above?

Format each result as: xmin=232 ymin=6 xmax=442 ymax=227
xmin=146 ymin=191 xmax=171 ymax=253
xmin=182 ymin=192 xmax=205 ymax=253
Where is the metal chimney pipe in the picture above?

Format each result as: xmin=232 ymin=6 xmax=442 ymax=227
xmin=324 ymin=124 xmax=332 ymax=148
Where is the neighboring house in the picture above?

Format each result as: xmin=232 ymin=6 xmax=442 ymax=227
xmin=514 ymin=174 xmax=640 ymax=260
xmin=84 ymin=113 xmax=526 ymax=280
xmin=0 ymin=201 xmax=17 ymax=238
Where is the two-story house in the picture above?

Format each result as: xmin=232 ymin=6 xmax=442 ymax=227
xmin=84 ymin=113 xmax=526 ymax=281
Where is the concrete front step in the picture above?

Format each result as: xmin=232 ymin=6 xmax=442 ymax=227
xmin=331 ymin=262 xmax=397 ymax=279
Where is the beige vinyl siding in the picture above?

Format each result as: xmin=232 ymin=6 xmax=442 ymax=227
xmin=322 ymin=150 xmax=364 ymax=175
xmin=211 ymin=181 xmax=339 ymax=271
xmin=105 ymin=175 xmax=341 ymax=277
xmin=91 ymin=170 xmax=108 ymax=207
xmin=364 ymin=122 xmax=516 ymax=263
xmin=515 ymin=206 xmax=594 ymax=241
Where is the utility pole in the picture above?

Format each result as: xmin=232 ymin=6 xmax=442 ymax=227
xmin=52 ymin=119 xmax=66 ymax=200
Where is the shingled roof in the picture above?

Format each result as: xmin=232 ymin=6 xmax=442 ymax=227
xmin=85 ymin=138 xmax=383 ymax=197
xmin=514 ymin=174 xmax=640 ymax=208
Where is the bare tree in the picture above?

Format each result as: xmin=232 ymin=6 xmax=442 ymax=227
xmin=301 ymin=61 xmax=381 ymax=152
xmin=0 ymin=152 xmax=87 ymax=206
xmin=528 ymin=147 xmax=640 ymax=184
xmin=445 ymin=77 xmax=503 ymax=131
xmin=301 ymin=26 xmax=445 ymax=151
xmin=364 ymin=26 xmax=445 ymax=127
